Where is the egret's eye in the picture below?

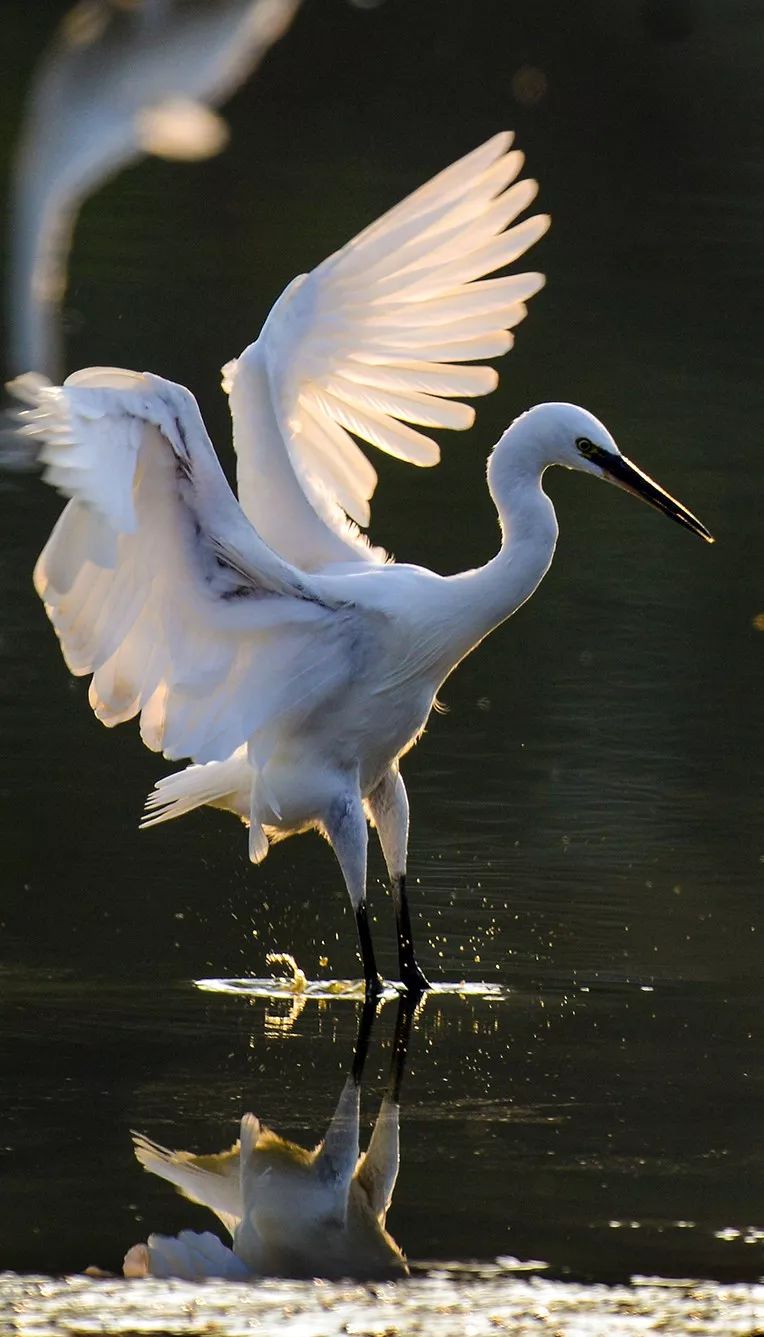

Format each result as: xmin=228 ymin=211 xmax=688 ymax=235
xmin=575 ymin=436 xmax=598 ymax=459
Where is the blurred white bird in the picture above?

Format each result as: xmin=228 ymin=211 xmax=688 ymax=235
xmin=9 ymin=0 xmax=301 ymax=378
xmin=15 ymin=133 xmax=712 ymax=995
xmin=124 ymin=996 xmax=410 ymax=1281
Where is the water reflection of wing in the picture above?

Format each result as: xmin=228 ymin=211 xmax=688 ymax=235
xmin=124 ymin=1228 xmax=250 ymax=1281
xmin=9 ymin=0 xmax=301 ymax=375
xmin=132 ymin=1134 xmax=242 ymax=1236
xmin=225 ymin=132 xmax=548 ymax=571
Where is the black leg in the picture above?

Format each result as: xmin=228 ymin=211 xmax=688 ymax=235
xmin=355 ymin=900 xmax=383 ymax=999
xmin=392 ymin=874 xmax=430 ymax=993
xmin=351 ymin=993 xmax=378 ymax=1086
xmin=388 ymin=990 xmax=419 ymax=1101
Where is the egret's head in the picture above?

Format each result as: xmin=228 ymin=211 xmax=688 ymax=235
xmin=505 ymin=402 xmax=713 ymax=543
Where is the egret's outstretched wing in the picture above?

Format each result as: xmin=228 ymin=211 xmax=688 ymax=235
xmin=19 ymin=367 xmax=349 ymax=764
xmin=226 ymin=131 xmax=549 ymax=569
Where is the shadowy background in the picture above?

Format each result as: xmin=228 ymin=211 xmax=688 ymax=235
xmin=0 ymin=0 xmax=762 ymax=1281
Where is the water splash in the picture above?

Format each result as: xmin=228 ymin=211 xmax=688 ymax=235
xmin=194 ymin=961 xmax=513 ymax=1004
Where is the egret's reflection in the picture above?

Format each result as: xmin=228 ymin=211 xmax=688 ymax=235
xmin=8 ymin=0 xmax=301 ymax=379
xmin=124 ymin=996 xmax=416 ymax=1281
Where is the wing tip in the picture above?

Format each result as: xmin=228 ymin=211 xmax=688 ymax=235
xmin=220 ymin=358 xmax=238 ymax=395
xmin=6 ymin=371 xmax=52 ymax=406
xmin=492 ymin=130 xmax=515 ymax=156
xmin=32 ymin=553 xmax=48 ymax=599
xmin=132 ymin=1131 xmax=174 ymax=1170
xmin=240 ymin=1112 xmax=262 ymax=1159
xmin=522 ymin=270 xmax=547 ymax=298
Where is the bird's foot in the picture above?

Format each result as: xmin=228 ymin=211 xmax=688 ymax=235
xmin=364 ymin=972 xmax=385 ymax=1001
xmin=399 ymin=958 xmax=430 ymax=995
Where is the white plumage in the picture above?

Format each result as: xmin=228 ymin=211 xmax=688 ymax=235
xmin=9 ymin=0 xmax=302 ymax=377
xmin=126 ymin=1063 xmax=405 ymax=1278
xmin=17 ymin=133 xmax=711 ymax=992
xmin=123 ymin=1228 xmax=251 ymax=1282
xmin=227 ymin=131 xmax=546 ymax=569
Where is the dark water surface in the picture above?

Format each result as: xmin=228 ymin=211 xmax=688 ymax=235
xmin=1 ymin=0 xmax=763 ymax=1290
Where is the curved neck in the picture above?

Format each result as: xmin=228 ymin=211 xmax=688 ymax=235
xmin=439 ymin=440 xmax=559 ymax=675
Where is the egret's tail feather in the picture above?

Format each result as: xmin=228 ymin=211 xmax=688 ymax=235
xmin=141 ymin=748 xmax=252 ymax=829
xmin=248 ymin=820 xmax=269 ymax=865
xmin=248 ymin=783 xmax=273 ymax=865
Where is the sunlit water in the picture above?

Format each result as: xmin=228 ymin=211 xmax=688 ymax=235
xmin=1 ymin=0 xmax=762 ymax=1331
xmin=4 ymin=1269 xmax=764 ymax=1336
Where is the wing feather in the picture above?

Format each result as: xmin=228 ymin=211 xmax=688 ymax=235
xmin=227 ymin=132 xmax=549 ymax=571
xmin=132 ymin=1132 xmax=242 ymax=1234
xmin=19 ymin=368 xmax=349 ymax=764
xmin=324 ymin=376 xmax=475 ymax=431
xmin=335 ymin=361 xmax=497 ymax=398
xmin=308 ymin=388 xmax=440 ymax=466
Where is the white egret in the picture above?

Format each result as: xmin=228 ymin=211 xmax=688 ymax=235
xmin=14 ymin=133 xmax=712 ymax=996
xmin=9 ymin=0 xmax=301 ymax=378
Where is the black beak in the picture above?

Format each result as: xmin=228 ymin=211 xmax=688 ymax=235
xmin=600 ymin=454 xmax=714 ymax=544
